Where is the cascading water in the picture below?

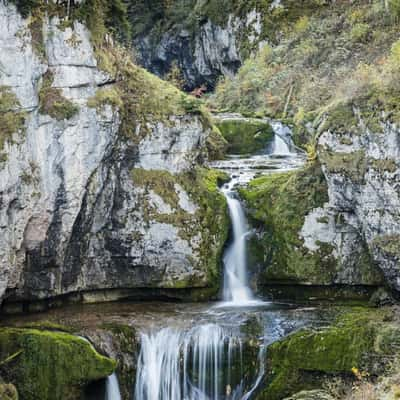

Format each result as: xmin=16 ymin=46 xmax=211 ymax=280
xmin=133 ymin=118 xmax=304 ymax=400
xmin=106 ymin=373 xmax=122 ymax=400
xmin=134 ymin=324 xmax=264 ymax=400
xmin=221 ymin=180 xmax=255 ymax=305
xmin=270 ymin=121 xmax=292 ymax=155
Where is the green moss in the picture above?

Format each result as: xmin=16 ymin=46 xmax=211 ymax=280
xmin=262 ymin=308 xmax=400 ymax=400
xmin=39 ymin=71 xmax=79 ymax=121
xmin=239 ymin=162 xmax=335 ymax=285
xmin=369 ymin=158 xmax=398 ymax=173
xmin=87 ymin=86 xmax=123 ymax=110
xmin=318 ymin=150 xmax=367 ymax=184
xmin=131 ymin=167 xmax=229 ymax=293
xmin=372 ymin=235 xmax=400 ymax=258
xmin=0 ymin=86 xmax=26 ymax=158
xmin=0 ymin=328 xmax=116 ymax=400
xmin=215 ymin=118 xmax=274 ymax=154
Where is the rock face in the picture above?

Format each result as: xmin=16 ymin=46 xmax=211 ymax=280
xmin=317 ymin=116 xmax=400 ymax=294
xmin=0 ymin=2 xmax=228 ymax=309
xmin=240 ymin=161 xmax=383 ymax=301
xmin=131 ymin=5 xmax=264 ymax=90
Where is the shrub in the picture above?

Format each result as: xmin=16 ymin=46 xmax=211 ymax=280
xmin=39 ymin=71 xmax=79 ymax=121
xmin=350 ymin=23 xmax=370 ymax=43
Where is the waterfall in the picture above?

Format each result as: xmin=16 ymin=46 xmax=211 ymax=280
xmin=221 ymin=180 xmax=254 ymax=305
xmin=106 ymin=373 xmax=122 ymax=400
xmin=134 ymin=324 xmax=264 ymax=400
xmin=270 ymin=121 xmax=292 ymax=155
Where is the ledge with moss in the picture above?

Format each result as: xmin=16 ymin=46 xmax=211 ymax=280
xmin=130 ymin=167 xmax=230 ymax=296
xmin=239 ymin=162 xmax=382 ymax=299
xmin=260 ymin=308 xmax=400 ymax=400
xmin=0 ymin=327 xmax=116 ymax=400
xmin=214 ymin=116 xmax=274 ymax=154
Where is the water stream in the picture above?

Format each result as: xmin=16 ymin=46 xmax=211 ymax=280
xmin=132 ymin=123 xmax=306 ymax=400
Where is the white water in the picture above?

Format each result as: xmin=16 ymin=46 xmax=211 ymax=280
xmin=133 ymin=120 xmax=303 ymax=400
xmin=270 ymin=121 xmax=292 ymax=155
xmin=221 ymin=180 xmax=255 ymax=305
xmin=135 ymin=324 xmax=264 ymax=400
xmin=106 ymin=373 xmax=122 ymax=400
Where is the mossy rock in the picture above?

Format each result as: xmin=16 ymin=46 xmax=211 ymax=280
xmin=261 ymin=308 xmax=400 ymax=400
xmin=215 ymin=117 xmax=274 ymax=154
xmin=239 ymin=162 xmax=335 ymax=286
xmin=130 ymin=167 xmax=229 ymax=294
xmin=0 ymin=328 xmax=116 ymax=400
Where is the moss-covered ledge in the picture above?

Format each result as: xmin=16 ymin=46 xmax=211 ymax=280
xmin=214 ymin=116 xmax=274 ymax=154
xmin=260 ymin=308 xmax=400 ymax=400
xmin=0 ymin=328 xmax=116 ymax=400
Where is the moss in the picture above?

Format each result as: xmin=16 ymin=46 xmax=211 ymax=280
xmin=100 ymin=323 xmax=137 ymax=400
xmin=206 ymin=125 xmax=228 ymax=160
xmin=318 ymin=150 xmax=367 ymax=184
xmin=215 ymin=118 xmax=274 ymax=154
xmin=39 ymin=71 xmax=79 ymax=121
xmin=369 ymin=158 xmax=398 ymax=173
xmin=372 ymin=235 xmax=400 ymax=258
xmin=131 ymin=167 xmax=229 ymax=293
xmin=261 ymin=308 xmax=400 ymax=400
xmin=239 ymin=162 xmax=336 ymax=285
xmin=0 ymin=327 xmax=116 ymax=400
xmin=0 ymin=86 xmax=26 ymax=158
xmin=87 ymin=86 xmax=123 ymax=110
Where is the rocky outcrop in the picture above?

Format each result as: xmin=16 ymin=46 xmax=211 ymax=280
xmin=0 ymin=2 xmax=228 ymax=310
xmin=130 ymin=4 xmax=264 ymax=90
xmin=240 ymin=161 xmax=383 ymax=301
xmin=259 ymin=308 xmax=400 ymax=400
xmin=316 ymin=114 xmax=400 ymax=294
xmin=0 ymin=327 xmax=116 ymax=400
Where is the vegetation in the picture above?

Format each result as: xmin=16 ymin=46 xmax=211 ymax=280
xmin=39 ymin=71 xmax=79 ymax=121
xmin=0 ymin=86 xmax=26 ymax=158
xmin=131 ymin=167 xmax=229 ymax=292
xmin=262 ymin=308 xmax=400 ymax=399
xmin=215 ymin=117 xmax=274 ymax=154
xmin=0 ymin=328 xmax=116 ymax=400
xmin=210 ymin=0 xmax=400 ymax=146
xmin=239 ymin=161 xmax=381 ymax=290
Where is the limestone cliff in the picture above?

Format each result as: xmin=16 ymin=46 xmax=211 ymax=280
xmin=0 ymin=2 xmax=228 ymax=310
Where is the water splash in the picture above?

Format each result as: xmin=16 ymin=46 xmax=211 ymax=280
xmin=106 ymin=373 xmax=122 ymax=400
xmin=134 ymin=324 xmax=263 ymax=400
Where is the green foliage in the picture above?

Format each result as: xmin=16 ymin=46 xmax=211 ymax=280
xmin=349 ymin=23 xmax=370 ymax=43
xmin=0 ymin=86 xmax=26 ymax=156
xmin=210 ymin=0 xmax=400 ymax=144
xmin=215 ymin=118 xmax=274 ymax=154
xmin=0 ymin=328 xmax=116 ymax=400
xmin=39 ymin=71 xmax=79 ymax=121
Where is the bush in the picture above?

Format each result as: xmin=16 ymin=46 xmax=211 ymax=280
xmin=350 ymin=23 xmax=370 ymax=43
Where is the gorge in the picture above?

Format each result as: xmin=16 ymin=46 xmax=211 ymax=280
xmin=1 ymin=1 xmax=400 ymax=399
